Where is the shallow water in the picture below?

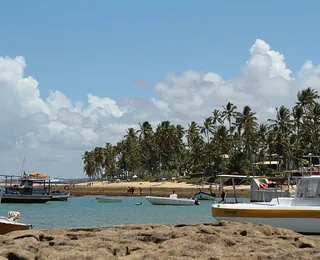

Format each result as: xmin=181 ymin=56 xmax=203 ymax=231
xmin=0 ymin=196 xmax=219 ymax=230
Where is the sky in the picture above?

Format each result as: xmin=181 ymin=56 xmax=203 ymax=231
xmin=0 ymin=1 xmax=320 ymax=178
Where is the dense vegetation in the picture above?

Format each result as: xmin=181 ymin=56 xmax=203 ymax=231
xmin=82 ymin=88 xmax=320 ymax=180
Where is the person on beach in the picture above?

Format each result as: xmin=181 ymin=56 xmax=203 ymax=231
xmin=219 ymin=191 xmax=226 ymax=203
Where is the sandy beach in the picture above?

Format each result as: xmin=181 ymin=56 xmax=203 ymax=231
xmin=1 ymin=221 xmax=319 ymax=259
xmin=58 ymin=181 xmax=251 ymax=198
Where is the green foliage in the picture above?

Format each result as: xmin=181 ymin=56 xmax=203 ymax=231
xmin=82 ymin=88 xmax=320 ymax=180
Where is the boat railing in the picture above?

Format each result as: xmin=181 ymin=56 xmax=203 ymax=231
xmin=257 ymin=188 xmax=280 ymax=204
xmin=221 ymin=190 xmax=244 ymax=204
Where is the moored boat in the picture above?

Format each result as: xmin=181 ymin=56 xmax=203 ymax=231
xmin=0 ymin=175 xmax=51 ymax=203
xmin=0 ymin=211 xmax=32 ymax=234
xmin=1 ymin=193 xmax=51 ymax=203
xmin=96 ymin=196 xmax=122 ymax=203
xmin=145 ymin=194 xmax=199 ymax=206
xmin=194 ymin=191 xmax=216 ymax=201
xmin=212 ymin=175 xmax=320 ymax=234
xmin=51 ymin=193 xmax=71 ymax=201
xmin=32 ymin=177 xmax=72 ymax=201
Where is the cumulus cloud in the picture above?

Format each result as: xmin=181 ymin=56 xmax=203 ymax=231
xmin=0 ymin=39 xmax=319 ymax=178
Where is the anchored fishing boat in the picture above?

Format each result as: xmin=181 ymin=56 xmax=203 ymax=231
xmin=0 ymin=174 xmax=51 ymax=203
xmin=145 ymin=194 xmax=199 ymax=206
xmin=212 ymin=175 xmax=320 ymax=234
xmin=0 ymin=211 xmax=32 ymax=234
xmin=32 ymin=177 xmax=72 ymax=201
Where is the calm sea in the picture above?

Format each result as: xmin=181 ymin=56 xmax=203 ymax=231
xmin=0 ymin=196 xmax=222 ymax=230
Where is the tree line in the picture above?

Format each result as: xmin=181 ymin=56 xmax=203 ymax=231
xmin=82 ymin=87 xmax=320 ymax=180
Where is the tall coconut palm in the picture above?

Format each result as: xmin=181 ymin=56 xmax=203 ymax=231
xmin=296 ymin=87 xmax=319 ymax=111
xmin=82 ymin=150 xmax=98 ymax=179
xmin=222 ymin=102 xmax=238 ymax=134
xmin=211 ymin=109 xmax=223 ymax=127
xmin=200 ymin=117 xmax=214 ymax=144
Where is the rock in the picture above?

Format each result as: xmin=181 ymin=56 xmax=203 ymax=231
xmin=240 ymin=230 xmax=248 ymax=236
xmin=0 ymin=222 xmax=319 ymax=259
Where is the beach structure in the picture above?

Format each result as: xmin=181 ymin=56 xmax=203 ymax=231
xmin=212 ymin=175 xmax=320 ymax=234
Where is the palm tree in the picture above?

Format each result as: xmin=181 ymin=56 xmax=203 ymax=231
xmin=136 ymin=121 xmax=153 ymax=140
xmin=268 ymin=106 xmax=294 ymax=135
xmin=268 ymin=106 xmax=295 ymax=170
xmin=82 ymin=151 xmax=98 ymax=179
xmin=292 ymin=106 xmax=304 ymax=134
xmin=211 ymin=109 xmax=223 ymax=127
xmin=82 ymin=88 xmax=320 ymax=179
xmin=296 ymin=87 xmax=319 ymax=111
xmin=200 ymin=117 xmax=213 ymax=144
xmin=222 ymin=102 xmax=237 ymax=134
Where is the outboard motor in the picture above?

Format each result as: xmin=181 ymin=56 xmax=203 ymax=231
xmin=194 ymin=199 xmax=200 ymax=205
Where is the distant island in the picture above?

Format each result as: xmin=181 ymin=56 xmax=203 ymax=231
xmin=82 ymin=87 xmax=320 ymax=181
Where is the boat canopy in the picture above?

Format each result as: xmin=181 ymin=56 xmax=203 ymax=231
xmin=31 ymin=179 xmax=70 ymax=184
xmin=216 ymin=174 xmax=256 ymax=179
xmin=28 ymin=172 xmax=48 ymax=179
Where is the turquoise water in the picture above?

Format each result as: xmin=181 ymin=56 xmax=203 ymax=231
xmin=0 ymin=196 xmax=217 ymax=230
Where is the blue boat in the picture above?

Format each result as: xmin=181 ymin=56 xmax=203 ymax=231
xmin=0 ymin=175 xmax=51 ymax=203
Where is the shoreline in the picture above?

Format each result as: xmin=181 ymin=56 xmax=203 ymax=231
xmin=53 ymin=181 xmax=252 ymax=197
xmin=2 ymin=221 xmax=320 ymax=259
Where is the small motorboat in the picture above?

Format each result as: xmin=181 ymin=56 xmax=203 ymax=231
xmin=212 ymin=175 xmax=320 ymax=234
xmin=145 ymin=194 xmax=199 ymax=206
xmin=194 ymin=191 xmax=216 ymax=201
xmin=50 ymin=193 xmax=71 ymax=201
xmin=0 ymin=211 xmax=32 ymax=235
xmin=95 ymin=196 xmax=122 ymax=203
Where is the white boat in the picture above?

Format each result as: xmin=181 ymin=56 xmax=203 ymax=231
xmin=145 ymin=194 xmax=199 ymax=206
xmin=216 ymin=174 xmax=292 ymax=203
xmin=212 ymin=175 xmax=320 ymax=234
xmin=95 ymin=196 xmax=122 ymax=203
xmin=0 ymin=211 xmax=32 ymax=234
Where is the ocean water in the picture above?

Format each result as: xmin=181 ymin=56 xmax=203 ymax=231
xmin=0 ymin=196 xmax=219 ymax=230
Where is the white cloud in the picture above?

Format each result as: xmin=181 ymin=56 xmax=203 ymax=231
xmin=0 ymin=39 xmax=319 ymax=178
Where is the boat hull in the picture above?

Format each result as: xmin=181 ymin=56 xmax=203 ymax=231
xmin=213 ymin=216 xmax=320 ymax=234
xmin=51 ymin=196 xmax=68 ymax=201
xmin=96 ymin=197 xmax=122 ymax=203
xmin=0 ymin=222 xmax=30 ymax=234
xmin=145 ymin=196 xmax=197 ymax=206
xmin=194 ymin=191 xmax=216 ymax=201
xmin=50 ymin=193 xmax=71 ymax=201
xmin=212 ymin=204 xmax=320 ymax=234
xmin=1 ymin=194 xmax=51 ymax=203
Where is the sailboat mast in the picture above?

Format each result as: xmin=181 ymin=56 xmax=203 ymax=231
xmin=20 ymin=157 xmax=26 ymax=177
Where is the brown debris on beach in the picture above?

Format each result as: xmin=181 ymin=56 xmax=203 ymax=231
xmin=0 ymin=222 xmax=319 ymax=260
